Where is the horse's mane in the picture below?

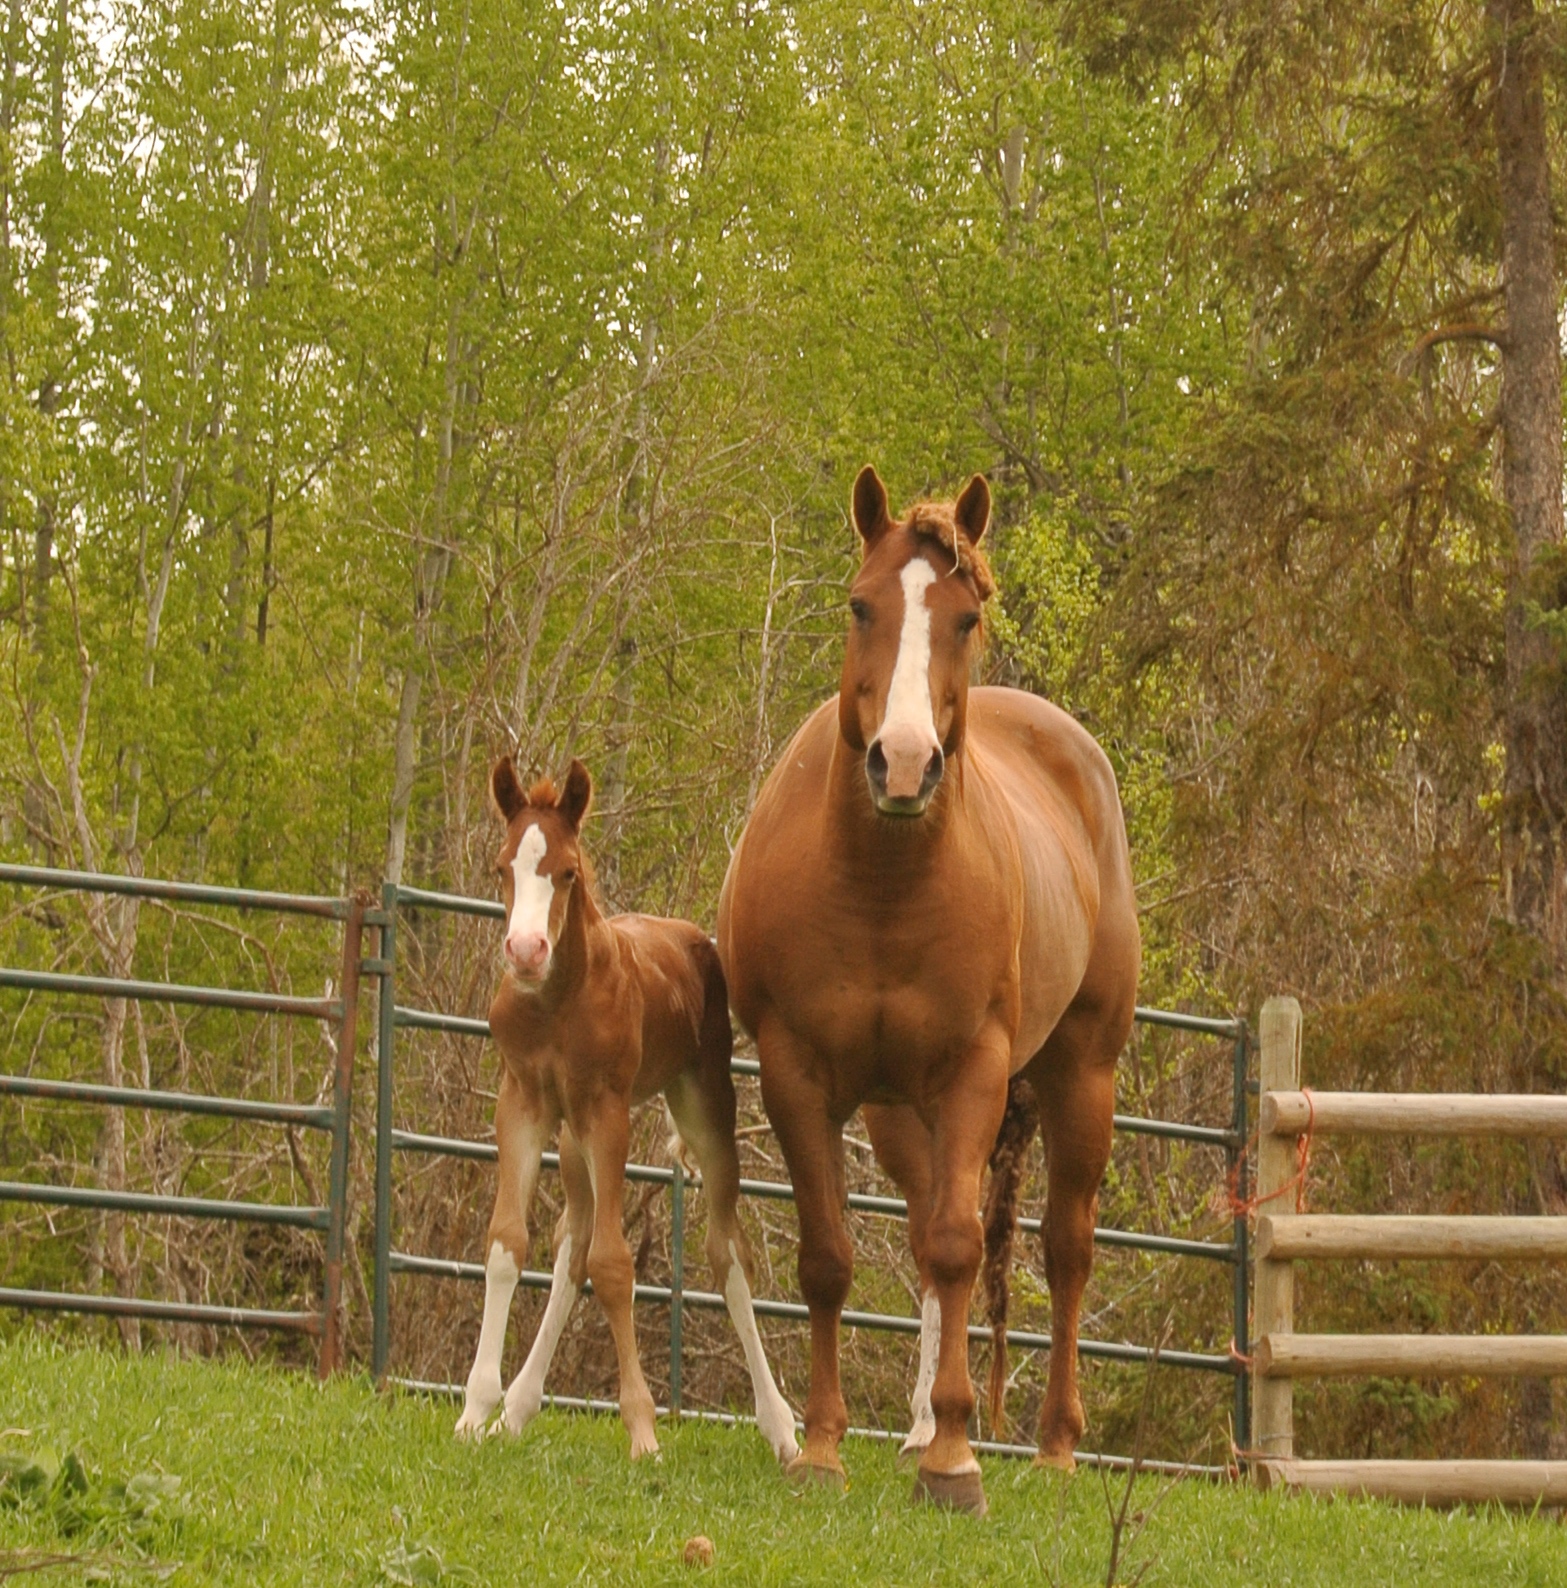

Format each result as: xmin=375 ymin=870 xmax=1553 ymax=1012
xmin=524 ymin=776 xmax=558 ymax=808
xmin=904 ymin=501 xmax=997 ymax=601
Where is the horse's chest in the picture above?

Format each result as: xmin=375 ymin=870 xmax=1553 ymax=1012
xmin=786 ymin=942 xmax=1005 ymax=1073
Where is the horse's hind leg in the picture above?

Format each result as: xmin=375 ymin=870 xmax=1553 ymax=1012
xmin=666 ymin=1063 xmax=798 ymax=1463
xmin=1029 ymin=1010 xmax=1120 ymax=1471
xmin=863 ymin=1102 xmax=939 ymax=1463
xmin=456 ymin=1068 xmax=552 ymax=1438
xmin=496 ymin=1124 xmax=593 ymax=1436
xmin=577 ymin=1099 xmax=660 ymax=1459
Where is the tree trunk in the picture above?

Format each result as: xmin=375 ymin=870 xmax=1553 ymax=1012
xmin=1490 ymin=0 xmax=1567 ymax=1461
xmin=1493 ymin=0 xmax=1567 ymax=973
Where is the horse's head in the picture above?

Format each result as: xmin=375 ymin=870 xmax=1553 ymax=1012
xmin=839 ymin=466 xmax=994 ymax=817
xmin=489 ymin=755 xmax=592 ymax=985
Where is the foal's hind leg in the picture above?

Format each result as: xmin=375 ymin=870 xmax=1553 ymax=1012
xmin=863 ymin=1102 xmax=939 ymax=1463
xmin=577 ymin=1099 xmax=660 ymax=1459
xmin=496 ymin=1125 xmax=594 ymax=1437
xmin=456 ymin=1069 xmax=552 ymax=1438
xmin=1029 ymin=1013 xmax=1119 ymax=1471
xmin=666 ymin=1067 xmax=798 ymax=1463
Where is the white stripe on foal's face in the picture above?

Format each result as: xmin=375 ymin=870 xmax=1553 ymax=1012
xmin=880 ymin=558 xmax=938 ymax=743
xmin=505 ymin=824 xmax=554 ymax=980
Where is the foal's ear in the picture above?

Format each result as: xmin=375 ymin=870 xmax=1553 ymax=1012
xmin=558 ymin=758 xmax=593 ymax=830
xmin=954 ymin=474 xmax=991 ymax=545
xmin=852 ymin=464 xmax=892 ymax=546
xmin=490 ymin=756 xmax=526 ymax=822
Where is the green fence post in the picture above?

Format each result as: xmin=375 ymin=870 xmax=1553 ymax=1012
xmin=319 ymin=894 xmax=364 ymax=1377
xmin=1231 ymin=1017 xmax=1251 ymax=1457
xmin=372 ymin=882 xmax=397 ymax=1383
xmin=670 ymin=1160 xmax=684 ymax=1417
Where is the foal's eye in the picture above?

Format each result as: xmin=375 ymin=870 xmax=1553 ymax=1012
xmin=957 ymin=612 xmax=980 ymax=637
xmin=849 ymin=598 xmax=871 ymax=625
xmin=559 ymin=868 xmax=577 ymax=885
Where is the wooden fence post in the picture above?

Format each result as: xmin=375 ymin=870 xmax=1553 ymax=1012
xmin=1252 ymin=995 xmax=1301 ymax=1472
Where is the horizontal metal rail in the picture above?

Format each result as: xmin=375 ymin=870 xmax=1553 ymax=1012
xmin=0 ymin=1073 xmax=335 ymax=1129
xmin=392 ymin=884 xmax=505 ymax=919
xmin=0 ymin=966 xmax=340 ymax=1021
xmin=0 ymin=1179 xmax=330 ymax=1230
xmin=0 ymin=862 xmax=366 ymax=921
xmin=1132 ymin=1005 xmax=1243 ymax=1038
xmin=391 ymin=1380 xmax=1230 ymax=1477
xmin=0 ymin=1286 xmax=320 ymax=1332
xmin=389 ymin=1130 xmax=1238 ymax=1264
xmin=388 ymin=1252 xmax=1235 ymax=1373
xmin=393 ymin=1006 xmax=491 ymax=1038
xmin=392 ymin=1035 xmax=1234 ymax=1150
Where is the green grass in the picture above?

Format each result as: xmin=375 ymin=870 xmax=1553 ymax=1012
xmin=2 ymin=1336 xmax=1566 ymax=1585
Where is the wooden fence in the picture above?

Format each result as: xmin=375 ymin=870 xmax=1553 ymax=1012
xmin=1251 ymin=995 xmax=1567 ymax=1504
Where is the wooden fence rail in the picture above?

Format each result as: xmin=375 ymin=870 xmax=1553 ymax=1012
xmin=1252 ymin=995 xmax=1567 ymax=1506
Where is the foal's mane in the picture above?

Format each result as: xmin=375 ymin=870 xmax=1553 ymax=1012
xmin=515 ymin=774 xmax=598 ymax=895
xmin=903 ymin=501 xmax=996 ymax=602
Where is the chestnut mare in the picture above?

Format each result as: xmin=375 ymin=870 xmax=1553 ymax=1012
xmin=718 ymin=468 xmax=1139 ymax=1515
xmin=454 ymin=756 xmax=798 ymax=1464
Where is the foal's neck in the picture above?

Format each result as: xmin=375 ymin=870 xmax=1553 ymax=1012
xmin=540 ymin=869 xmax=607 ymax=1003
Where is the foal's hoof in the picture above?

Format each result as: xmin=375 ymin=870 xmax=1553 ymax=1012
xmin=785 ymin=1454 xmax=846 ymax=1492
xmin=1032 ymin=1448 xmax=1077 ymax=1475
xmin=912 ymin=1465 xmax=988 ymax=1518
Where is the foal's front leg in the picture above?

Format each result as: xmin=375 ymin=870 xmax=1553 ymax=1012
xmin=496 ymin=1126 xmax=595 ymax=1436
xmin=456 ymin=1070 xmax=551 ymax=1438
xmin=578 ymin=1101 xmax=660 ymax=1459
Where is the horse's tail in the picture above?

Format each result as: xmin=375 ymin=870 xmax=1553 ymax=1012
xmin=982 ymin=1074 xmax=1040 ymax=1436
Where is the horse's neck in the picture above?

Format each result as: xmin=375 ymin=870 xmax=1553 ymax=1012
xmin=825 ymin=729 xmax=965 ymax=865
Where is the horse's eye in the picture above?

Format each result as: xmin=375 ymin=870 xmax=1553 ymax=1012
xmin=849 ymin=598 xmax=871 ymax=625
xmin=559 ymin=868 xmax=577 ymax=885
xmin=957 ymin=612 xmax=980 ymax=637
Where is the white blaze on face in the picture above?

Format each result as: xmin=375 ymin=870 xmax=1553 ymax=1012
xmin=880 ymin=558 xmax=939 ymax=743
xmin=506 ymin=824 xmax=553 ymax=967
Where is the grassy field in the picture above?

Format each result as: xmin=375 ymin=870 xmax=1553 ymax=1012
xmin=1 ymin=1336 xmax=1565 ymax=1585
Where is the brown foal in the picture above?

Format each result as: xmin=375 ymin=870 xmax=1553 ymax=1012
xmin=454 ymin=756 xmax=797 ymax=1463
xmin=718 ymin=467 xmax=1140 ymax=1514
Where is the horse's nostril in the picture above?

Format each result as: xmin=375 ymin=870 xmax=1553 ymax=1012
xmin=866 ymin=741 xmax=888 ymax=785
xmin=926 ymin=747 xmax=945 ymax=783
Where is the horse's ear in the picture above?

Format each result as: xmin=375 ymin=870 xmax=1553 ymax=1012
xmin=852 ymin=465 xmax=892 ymax=546
xmin=954 ymin=474 xmax=991 ymax=546
xmin=558 ymin=758 xmax=592 ymax=830
xmin=490 ymin=756 xmax=526 ymax=822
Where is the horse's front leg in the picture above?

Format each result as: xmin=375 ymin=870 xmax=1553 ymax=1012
xmin=456 ymin=1068 xmax=552 ymax=1438
xmin=578 ymin=1099 xmax=659 ymax=1459
xmin=863 ymin=1102 xmax=938 ymax=1464
xmin=1031 ymin=1022 xmax=1118 ymax=1470
xmin=916 ymin=1026 xmax=1011 ymax=1516
xmin=758 ymin=1020 xmax=852 ymax=1486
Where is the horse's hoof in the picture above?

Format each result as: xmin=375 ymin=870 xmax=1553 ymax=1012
xmin=785 ymin=1454 xmax=846 ymax=1492
xmin=912 ymin=1465 xmax=988 ymax=1518
xmin=1032 ymin=1449 xmax=1077 ymax=1475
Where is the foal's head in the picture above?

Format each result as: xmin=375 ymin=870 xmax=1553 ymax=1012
xmin=489 ymin=756 xmax=592 ymax=985
xmin=839 ymin=466 xmax=994 ymax=817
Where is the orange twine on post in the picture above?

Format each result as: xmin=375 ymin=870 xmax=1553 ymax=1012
xmin=1225 ymin=1086 xmax=1316 ymax=1219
